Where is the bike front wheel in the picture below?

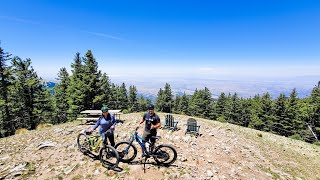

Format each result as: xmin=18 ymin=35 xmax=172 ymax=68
xmin=99 ymin=145 xmax=119 ymax=169
xmin=153 ymin=144 xmax=177 ymax=166
xmin=114 ymin=141 xmax=137 ymax=163
xmin=77 ymin=134 xmax=90 ymax=153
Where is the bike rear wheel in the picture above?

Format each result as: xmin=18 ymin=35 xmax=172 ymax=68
xmin=114 ymin=141 xmax=137 ymax=163
xmin=153 ymin=144 xmax=177 ymax=166
xmin=99 ymin=145 xmax=119 ymax=169
xmin=77 ymin=134 xmax=90 ymax=153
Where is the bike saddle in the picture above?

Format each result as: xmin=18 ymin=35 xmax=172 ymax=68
xmin=151 ymin=136 xmax=161 ymax=140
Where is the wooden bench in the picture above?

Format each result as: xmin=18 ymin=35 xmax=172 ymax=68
xmin=76 ymin=117 xmax=99 ymax=125
xmin=185 ymin=118 xmax=200 ymax=137
xmin=77 ymin=109 xmax=123 ymax=124
xmin=163 ymin=114 xmax=178 ymax=131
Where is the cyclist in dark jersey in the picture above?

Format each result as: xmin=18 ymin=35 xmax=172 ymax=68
xmin=138 ymin=104 xmax=161 ymax=157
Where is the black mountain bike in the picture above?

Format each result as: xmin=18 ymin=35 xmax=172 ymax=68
xmin=115 ymin=127 xmax=177 ymax=166
xmin=77 ymin=129 xmax=119 ymax=169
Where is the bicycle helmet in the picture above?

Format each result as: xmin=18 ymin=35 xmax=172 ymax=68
xmin=147 ymin=104 xmax=155 ymax=110
xmin=101 ymin=106 xmax=109 ymax=111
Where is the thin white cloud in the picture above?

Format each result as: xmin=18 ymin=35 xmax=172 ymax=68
xmin=0 ymin=15 xmax=40 ymax=25
xmin=0 ymin=15 xmax=123 ymax=41
xmin=83 ymin=31 xmax=123 ymax=41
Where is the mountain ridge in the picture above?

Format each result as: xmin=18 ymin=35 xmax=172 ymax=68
xmin=0 ymin=113 xmax=319 ymax=179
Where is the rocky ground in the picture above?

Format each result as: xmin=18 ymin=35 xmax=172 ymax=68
xmin=0 ymin=112 xmax=319 ymax=180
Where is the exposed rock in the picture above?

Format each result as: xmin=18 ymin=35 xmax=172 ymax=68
xmin=207 ymin=170 xmax=214 ymax=177
xmin=94 ymin=169 xmax=100 ymax=175
xmin=38 ymin=141 xmax=56 ymax=150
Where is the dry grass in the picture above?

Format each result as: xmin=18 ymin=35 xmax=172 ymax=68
xmin=1 ymin=113 xmax=319 ymax=180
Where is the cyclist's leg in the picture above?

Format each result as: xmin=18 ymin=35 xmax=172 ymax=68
xmin=150 ymin=131 xmax=157 ymax=152
xmin=102 ymin=136 xmax=107 ymax=148
xmin=140 ymin=130 xmax=150 ymax=157
xmin=107 ymin=134 xmax=115 ymax=147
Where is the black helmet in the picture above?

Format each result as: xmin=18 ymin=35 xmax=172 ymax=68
xmin=147 ymin=104 xmax=155 ymax=110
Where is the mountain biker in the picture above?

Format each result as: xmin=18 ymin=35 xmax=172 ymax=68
xmin=138 ymin=104 xmax=161 ymax=157
xmin=88 ymin=106 xmax=116 ymax=147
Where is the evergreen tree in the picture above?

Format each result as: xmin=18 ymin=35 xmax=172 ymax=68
xmin=0 ymin=46 xmax=13 ymax=136
xmin=189 ymin=88 xmax=212 ymax=118
xmin=163 ymin=83 xmax=174 ymax=113
xmin=94 ymin=73 xmax=111 ymax=108
xmin=285 ymin=88 xmax=300 ymax=136
xmin=273 ymin=93 xmax=289 ymax=136
xmin=138 ymin=96 xmax=147 ymax=112
xmin=240 ymin=99 xmax=252 ymax=127
xmin=249 ymin=94 xmax=264 ymax=130
xmin=179 ymin=92 xmax=190 ymax=115
xmin=82 ymin=50 xmax=101 ymax=109
xmin=33 ymin=85 xmax=54 ymax=124
xmin=228 ymin=93 xmax=242 ymax=125
xmin=53 ymin=67 xmax=70 ymax=124
xmin=109 ymin=83 xmax=122 ymax=109
xmin=260 ymin=93 xmax=274 ymax=131
xmin=174 ymin=95 xmax=181 ymax=113
xmin=67 ymin=53 xmax=86 ymax=119
xmin=216 ymin=92 xmax=227 ymax=121
xmin=11 ymin=57 xmax=44 ymax=130
xmin=128 ymin=85 xmax=138 ymax=112
xmin=155 ymin=88 xmax=165 ymax=112
xmin=309 ymin=81 xmax=320 ymax=140
xmin=118 ymin=82 xmax=128 ymax=110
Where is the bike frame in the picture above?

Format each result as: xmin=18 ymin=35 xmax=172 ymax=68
xmin=126 ymin=131 xmax=152 ymax=156
xmin=88 ymin=134 xmax=103 ymax=152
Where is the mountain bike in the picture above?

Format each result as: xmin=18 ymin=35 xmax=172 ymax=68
xmin=77 ymin=129 xmax=119 ymax=169
xmin=115 ymin=127 xmax=177 ymax=167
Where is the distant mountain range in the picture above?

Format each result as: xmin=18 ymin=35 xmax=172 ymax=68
xmin=43 ymin=75 xmax=320 ymax=100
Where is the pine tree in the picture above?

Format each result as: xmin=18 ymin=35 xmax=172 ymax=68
xmin=0 ymin=46 xmax=13 ymax=136
xmin=11 ymin=57 xmax=44 ymax=130
xmin=118 ymin=82 xmax=128 ymax=110
xmin=53 ymin=67 xmax=70 ymax=124
xmin=189 ymin=88 xmax=212 ymax=118
xmin=138 ymin=96 xmax=147 ymax=112
xmin=249 ymin=94 xmax=265 ymax=130
xmin=240 ymin=99 xmax=252 ymax=127
xmin=273 ymin=93 xmax=289 ymax=136
xmin=155 ymin=88 xmax=165 ymax=112
xmin=128 ymin=85 xmax=138 ymax=112
xmin=82 ymin=50 xmax=101 ymax=109
xmin=309 ymin=81 xmax=320 ymax=140
xmin=216 ymin=92 xmax=227 ymax=121
xmin=229 ymin=93 xmax=242 ymax=125
xmin=286 ymin=88 xmax=300 ymax=136
xmin=260 ymin=93 xmax=274 ymax=131
xmin=188 ymin=89 xmax=199 ymax=117
xmin=67 ymin=53 xmax=86 ymax=119
xmin=93 ymin=73 xmax=111 ymax=108
xmin=174 ymin=95 xmax=181 ymax=113
xmin=179 ymin=92 xmax=190 ymax=115
xmin=109 ymin=83 xmax=119 ymax=109
xmin=33 ymin=84 xmax=54 ymax=124
xmin=163 ymin=83 xmax=174 ymax=113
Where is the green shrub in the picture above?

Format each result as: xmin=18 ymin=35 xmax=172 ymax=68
xmin=217 ymin=116 xmax=226 ymax=123
xmin=289 ymin=134 xmax=303 ymax=141
xmin=313 ymin=142 xmax=320 ymax=146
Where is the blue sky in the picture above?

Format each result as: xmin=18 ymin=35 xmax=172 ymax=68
xmin=1 ymin=0 xmax=320 ymax=80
